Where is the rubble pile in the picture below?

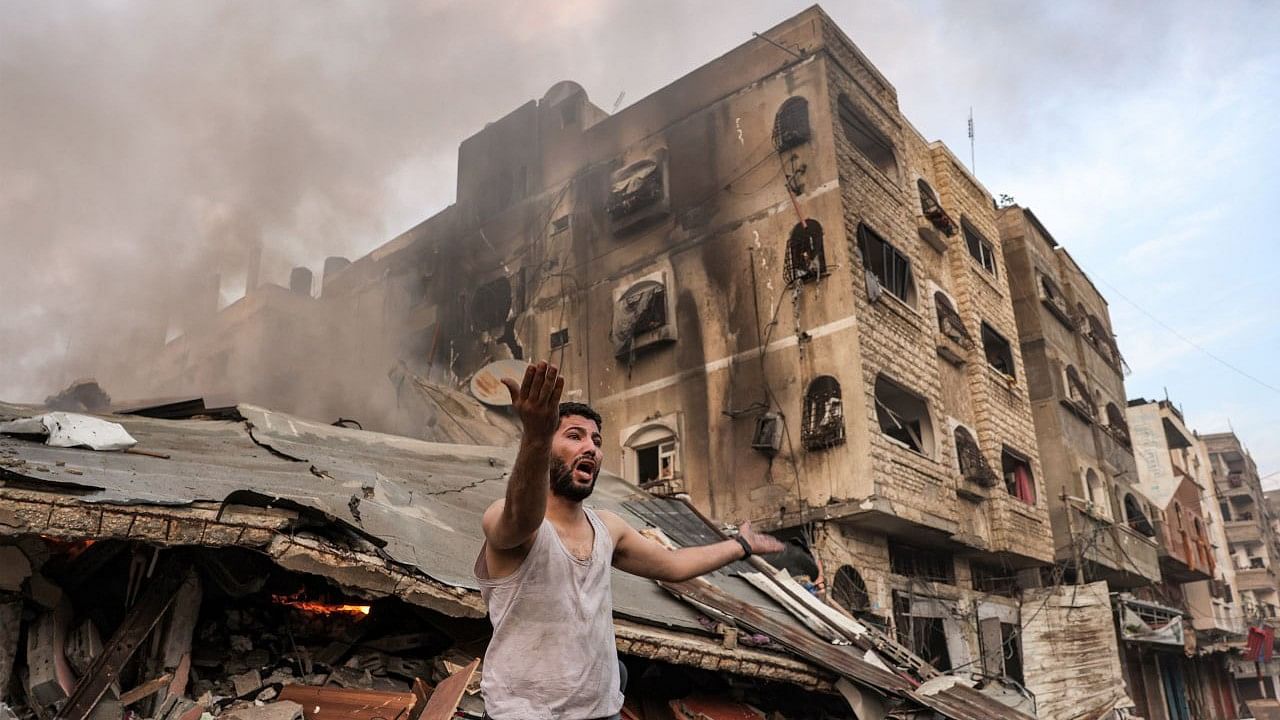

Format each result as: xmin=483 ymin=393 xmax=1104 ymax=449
xmin=0 ymin=539 xmax=485 ymax=720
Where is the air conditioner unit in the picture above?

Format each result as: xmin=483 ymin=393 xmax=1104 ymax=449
xmin=752 ymin=413 xmax=783 ymax=457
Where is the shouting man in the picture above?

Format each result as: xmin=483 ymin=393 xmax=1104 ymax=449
xmin=475 ymin=362 xmax=783 ymax=720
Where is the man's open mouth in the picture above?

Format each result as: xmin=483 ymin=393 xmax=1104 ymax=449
xmin=573 ymin=458 xmax=597 ymax=481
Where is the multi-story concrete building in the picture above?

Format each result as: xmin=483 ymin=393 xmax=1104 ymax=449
xmin=997 ymin=205 xmax=1160 ymax=589
xmin=118 ymin=6 xmax=1058 ymax=695
xmin=1126 ymin=399 xmax=1242 ymax=719
xmin=1206 ymin=432 xmax=1280 ymax=706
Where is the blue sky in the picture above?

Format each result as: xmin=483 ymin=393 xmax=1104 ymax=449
xmin=2 ymin=1 xmax=1277 ymax=480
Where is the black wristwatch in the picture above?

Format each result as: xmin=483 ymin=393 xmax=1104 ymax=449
xmin=733 ymin=534 xmax=753 ymax=559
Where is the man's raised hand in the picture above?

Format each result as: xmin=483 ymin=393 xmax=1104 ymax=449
xmin=738 ymin=520 xmax=785 ymax=555
xmin=501 ymin=361 xmax=565 ymax=444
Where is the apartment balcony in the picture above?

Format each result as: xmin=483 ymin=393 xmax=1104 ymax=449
xmin=1064 ymin=501 xmax=1161 ymax=587
xmin=1235 ymin=565 xmax=1280 ymax=592
xmin=1157 ymin=537 xmax=1214 ymax=583
xmin=1226 ymin=519 xmax=1264 ymax=545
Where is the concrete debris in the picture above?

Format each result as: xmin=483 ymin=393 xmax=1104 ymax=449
xmin=0 ymin=412 xmax=136 ymax=451
xmin=220 ymin=700 xmax=303 ymax=720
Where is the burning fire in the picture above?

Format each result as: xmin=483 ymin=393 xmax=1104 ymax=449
xmin=41 ymin=536 xmax=96 ymax=562
xmin=271 ymin=593 xmax=371 ymax=616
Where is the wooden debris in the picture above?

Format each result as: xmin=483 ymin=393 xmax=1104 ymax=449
xmin=119 ymin=674 xmax=173 ymax=706
xmin=419 ymin=658 xmax=479 ymax=720
xmin=276 ymin=685 xmax=415 ymax=720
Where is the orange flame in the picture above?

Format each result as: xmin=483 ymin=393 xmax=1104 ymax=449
xmin=271 ymin=594 xmax=371 ymax=616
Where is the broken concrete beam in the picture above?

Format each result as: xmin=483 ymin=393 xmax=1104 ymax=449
xmin=231 ymin=669 xmax=263 ymax=698
xmin=26 ymin=601 xmax=75 ymax=712
xmin=0 ymin=596 xmax=19 ymax=703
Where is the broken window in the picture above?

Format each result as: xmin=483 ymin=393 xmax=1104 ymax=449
xmin=550 ymin=328 xmax=569 ymax=350
xmin=838 ymin=94 xmax=898 ymax=182
xmin=875 ymin=375 xmax=933 ymax=456
xmin=801 ymin=375 xmax=845 ymax=450
xmin=962 ymin=218 xmax=998 ymax=276
xmin=893 ymin=595 xmax=953 ymax=670
xmin=1106 ymin=402 xmax=1131 ymax=446
xmin=1085 ymin=314 xmax=1123 ymax=369
xmin=751 ymin=412 xmax=782 ymax=456
xmin=1002 ymin=447 xmax=1036 ymax=505
xmin=954 ymin=425 xmax=997 ymax=486
xmin=626 ymin=424 xmax=680 ymax=492
xmin=785 ymin=219 xmax=826 ymax=283
xmin=1124 ymin=493 xmax=1156 ymax=537
xmin=612 ymin=279 xmax=669 ymax=358
xmin=934 ymin=291 xmax=972 ymax=348
xmin=1064 ymin=365 xmax=1096 ymax=418
xmin=981 ymin=322 xmax=1015 ymax=378
xmin=606 ymin=159 xmax=664 ymax=221
xmin=859 ymin=223 xmax=915 ymax=305
xmin=773 ymin=96 xmax=811 ymax=152
xmin=831 ymin=565 xmax=871 ymax=615
xmin=889 ymin=541 xmax=955 ymax=584
xmin=916 ymin=178 xmax=955 ymax=235
xmin=1085 ymin=468 xmax=1110 ymax=519
xmin=471 ymin=276 xmax=513 ymax=330
xmin=1001 ymin=622 xmax=1025 ymax=684
xmin=1038 ymin=273 xmax=1072 ymax=325
xmin=971 ymin=563 xmax=1019 ymax=597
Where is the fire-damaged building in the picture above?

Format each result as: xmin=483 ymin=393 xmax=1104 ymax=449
xmin=88 ymin=5 xmax=1066 ymax=706
xmin=10 ymin=5 xmax=1278 ymax=720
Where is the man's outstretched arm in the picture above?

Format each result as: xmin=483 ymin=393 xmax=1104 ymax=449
xmin=603 ymin=512 xmax=784 ymax=582
xmin=481 ymin=361 xmax=564 ymax=550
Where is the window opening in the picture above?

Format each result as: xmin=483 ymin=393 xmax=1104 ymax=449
xmin=971 ymin=563 xmax=1019 ymax=597
xmin=801 ymin=375 xmax=845 ymax=450
xmin=1085 ymin=469 xmax=1110 ymax=518
xmin=1065 ymin=365 xmax=1096 ymax=418
xmin=1124 ymin=494 xmax=1155 ymax=537
xmin=831 ymin=566 xmax=871 ymax=615
xmin=550 ymin=215 xmax=570 ymax=235
xmin=962 ymin=218 xmax=998 ymax=276
xmin=837 ymin=94 xmax=898 ymax=181
xmin=785 ymin=220 xmax=826 ymax=284
xmin=1001 ymin=623 xmax=1025 ymax=684
xmin=633 ymin=433 xmax=679 ymax=491
xmin=981 ymin=322 xmax=1015 ymax=378
xmin=1086 ymin=314 xmax=1123 ymax=369
xmin=934 ymin=291 xmax=973 ymax=348
xmin=550 ymin=328 xmax=569 ymax=350
xmin=1039 ymin=273 xmax=1072 ymax=325
xmin=606 ymin=160 xmax=664 ymax=220
xmin=889 ymin=541 xmax=955 ymax=584
xmin=1106 ymin=403 xmax=1131 ymax=446
xmin=471 ymin=276 xmax=513 ymax=330
xmin=612 ymin=280 xmax=668 ymax=358
xmin=1002 ymin=448 xmax=1036 ymax=505
xmin=954 ymin=425 xmax=997 ymax=486
xmin=751 ymin=412 xmax=783 ymax=456
xmin=893 ymin=595 xmax=952 ymax=671
xmin=875 ymin=375 xmax=933 ymax=456
xmin=916 ymin=178 xmax=956 ymax=235
xmin=773 ymin=96 xmax=811 ymax=152
xmin=858 ymin=223 xmax=915 ymax=304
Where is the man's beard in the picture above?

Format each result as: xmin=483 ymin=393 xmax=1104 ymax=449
xmin=549 ymin=456 xmax=597 ymax=501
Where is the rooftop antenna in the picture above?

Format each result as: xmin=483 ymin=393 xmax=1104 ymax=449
xmin=611 ymin=91 xmax=626 ymax=113
xmin=967 ymin=107 xmax=976 ymax=175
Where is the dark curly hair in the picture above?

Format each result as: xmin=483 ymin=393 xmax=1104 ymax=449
xmin=558 ymin=401 xmax=603 ymax=431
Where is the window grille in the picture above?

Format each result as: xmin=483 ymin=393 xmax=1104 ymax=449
xmin=916 ymin=179 xmax=955 ymax=235
xmin=1105 ymin=403 xmax=1130 ymax=446
xmin=802 ymin=375 xmax=845 ymax=450
xmin=858 ymin=223 xmax=914 ymax=303
xmin=773 ymin=97 xmax=811 ymax=152
xmin=888 ymin=541 xmax=955 ymax=584
xmin=785 ymin=220 xmax=826 ymax=283
xmin=934 ymin=292 xmax=973 ymax=348
xmin=1065 ymin=365 xmax=1097 ymax=418
xmin=831 ymin=565 xmax=870 ymax=614
xmin=954 ymin=426 xmax=997 ymax=486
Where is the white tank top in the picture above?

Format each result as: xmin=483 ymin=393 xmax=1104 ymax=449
xmin=475 ymin=508 xmax=622 ymax=720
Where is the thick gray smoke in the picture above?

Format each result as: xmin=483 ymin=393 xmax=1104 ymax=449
xmin=2 ymin=2 xmax=1273 ymax=449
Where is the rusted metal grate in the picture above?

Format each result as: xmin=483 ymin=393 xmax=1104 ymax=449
xmin=801 ymin=375 xmax=845 ymax=450
xmin=773 ymin=96 xmax=811 ymax=152
xmin=784 ymin=220 xmax=826 ymax=284
xmin=916 ymin=179 xmax=955 ymax=235
xmin=954 ymin=426 xmax=997 ymax=486
xmin=934 ymin=292 xmax=973 ymax=348
xmin=1106 ymin=403 xmax=1131 ymax=446
xmin=606 ymin=160 xmax=664 ymax=220
xmin=1065 ymin=366 xmax=1097 ymax=418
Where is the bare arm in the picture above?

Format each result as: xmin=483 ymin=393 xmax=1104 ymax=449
xmin=603 ymin=511 xmax=784 ymax=582
xmin=481 ymin=362 xmax=564 ymax=551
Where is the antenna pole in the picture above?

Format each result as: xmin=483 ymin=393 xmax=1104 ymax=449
xmin=968 ymin=107 xmax=975 ymax=175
